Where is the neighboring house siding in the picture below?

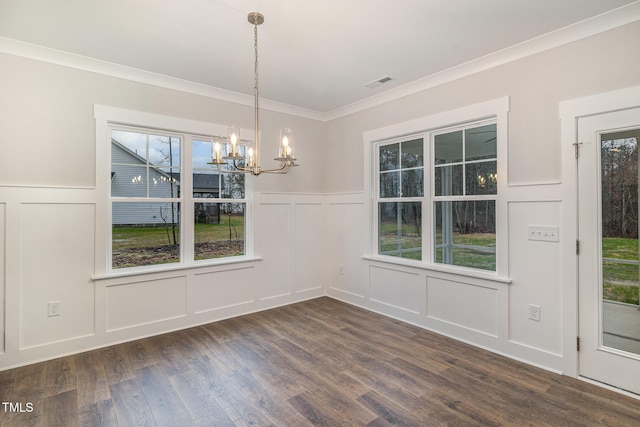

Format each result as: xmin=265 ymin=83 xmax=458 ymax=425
xmin=111 ymin=141 xmax=179 ymax=226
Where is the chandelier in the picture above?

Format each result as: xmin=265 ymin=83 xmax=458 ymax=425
xmin=208 ymin=12 xmax=298 ymax=175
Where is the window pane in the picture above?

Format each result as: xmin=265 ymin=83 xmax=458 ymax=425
xmin=434 ymin=164 xmax=463 ymax=196
xmin=112 ymin=202 xmax=181 ymax=269
xmin=112 ymin=130 xmax=180 ymax=199
xmin=465 ymin=124 xmax=496 ymax=161
xmin=401 ymin=139 xmax=423 ymax=168
xmin=434 ymin=200 xmax=495 ymax=271
xmin=192 ymin=170 xmax=220 ymax=199
xmin=192 ymin=138 xmax=214 ymax=169
xmin=149 ymin=135 xmax=180 ymax=168
xmin=111 ymin=165 xmax=147 ymax=197
xmin=112 ymin=130 xmax=148 ymax=163
xmin=194 ymin=202 xmax=245 ymax=260
xmin=222 ymin=173 xmax=245 ymax=199
xmin=378 ymin=202 xmax=422 ymax=260
xmin=435 ymin=130 xmax=463 ymax=165
xmin=380 ymin=143 xmax=399 ymax=171
xmin=402 ymin=169 xmax=424 ymax=197
xmin=380 ymin=171 xmax=400 ymax=198
xmin=465 ymin=161 xmax=497 ymax=195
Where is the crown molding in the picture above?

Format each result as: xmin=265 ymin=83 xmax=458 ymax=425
xmin=323 ymin=1 xmax=640 ymax=121
xmin=1 ymin=1 xmax=639 ymax=123
xmin=0 ymin=36 xmax=326 ymax=121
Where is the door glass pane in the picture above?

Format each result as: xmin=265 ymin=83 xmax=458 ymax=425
xmin=601 ymin=130 xmax=640 ymax=355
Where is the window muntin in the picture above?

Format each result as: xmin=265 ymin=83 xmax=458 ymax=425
xmin=110 ymin=127 xmax=248 ymax=270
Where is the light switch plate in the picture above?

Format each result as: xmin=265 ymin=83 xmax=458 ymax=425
xmin=528 ymin=226 xmax=559 ymax=242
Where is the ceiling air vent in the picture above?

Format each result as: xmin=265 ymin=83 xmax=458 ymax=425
xmin=365 ymin=76 xmax=395 ymax=88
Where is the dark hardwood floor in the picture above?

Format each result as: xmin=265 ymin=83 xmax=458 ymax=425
xmin=1 ymin=297 xmax=639 ymax=426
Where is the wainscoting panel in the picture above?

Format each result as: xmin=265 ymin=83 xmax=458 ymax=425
xmin=370 ymin=265 xmax=424 ymax=315
xmin=254 ymin=202 xmax=292 ymax=300
xmin=426 ymin=277 xmax=499 ymax=337
xmin=293 ymin=203 xmax=324 ymax=293
xmin=191 ymin=267 xmax=255 ymax=314
xmin=19 ymin=203 xmax=96 ymax=349
xmin=106 ymin=276 xmax=187 ymax=332
xmin=326 ymin=195 xmax=368 ymax=300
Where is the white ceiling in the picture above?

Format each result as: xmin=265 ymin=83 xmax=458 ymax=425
xmin=0 ymin=0 xmax=637 ymax=115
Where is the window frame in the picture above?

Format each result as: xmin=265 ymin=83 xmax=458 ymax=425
xmin=365 ymin=97 xmax=509 ymax=280
xmin=95 ymin=105 xmax=255 ymax=277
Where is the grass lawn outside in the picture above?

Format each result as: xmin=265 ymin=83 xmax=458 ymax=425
xmin=602 ymin=237 xmax=640 ymax=305
xmin=378 ymin=231 xmax=496 ymax=270
xmin=112 ymin=215 xmax=244 ymax=268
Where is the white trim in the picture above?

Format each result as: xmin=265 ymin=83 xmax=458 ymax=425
xmin=559 ymin=84 xmax=640 ymax=378
xmin=2 ymin=2 xmax=639 ymax=121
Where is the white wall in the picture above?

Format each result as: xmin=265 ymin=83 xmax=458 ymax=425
xmin=0 ymin=52 xmax=327 ymax=369
xmin=325 ymin=21 xmax=640 ymax=372
xmin=1 ymin=19 xmax=640 ymax=375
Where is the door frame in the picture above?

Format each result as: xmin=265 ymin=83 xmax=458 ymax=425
xmin=560 ymin=84 xmax=640 ymax=380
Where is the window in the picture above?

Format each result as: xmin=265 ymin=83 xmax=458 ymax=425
xmin=110 ymin=126 xmax=247 ymax=270
xmin=373 ymin=111 xmax=503 ymax=274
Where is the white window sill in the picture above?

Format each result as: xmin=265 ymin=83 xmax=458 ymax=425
xmin=362 ymin=255 xmax=511 ymax=285
xmin=93 ymin=256 xmax=262 ymax=281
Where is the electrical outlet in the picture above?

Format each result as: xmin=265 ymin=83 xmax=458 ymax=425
xmin=529 ymin=304 xmax=541 ymax=321
xmin=48 ymin=301 xmax=61 ymax=317
xmin=339 ymin=264 xmax=345 ymax=275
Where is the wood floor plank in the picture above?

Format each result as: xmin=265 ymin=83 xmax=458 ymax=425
xmin=109 ymin=378 xmax=156 ymax=427
xmin=100 ymin=344 xmax=135 ymax=386
xmin=77 ymin=399 xmax=119 ymax=427
xmin=137 ymin=364 xmax=195 ymax=426
xmin=1 ymin=297 xmax=639 ymax=426
xmin=168 ymin=367 xmax=235 ymax=426
xmin=44 ymin=357 xmax=76 ymax=398
xmin=40 ymin=389 xmax=78 ymax=427
xmin=74 ymin=350 xmax=110 ymax=409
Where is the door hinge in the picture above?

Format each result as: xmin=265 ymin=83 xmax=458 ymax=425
xmin=576 ymin=240 xmax=580 ymax=255
xmin=577 ymin=336 xmax=580 ymax=352
xmin=573 ymin=142 xmax=583 ymax=159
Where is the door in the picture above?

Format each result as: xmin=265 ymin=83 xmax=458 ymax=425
xmin=578 ymin=106 xmax=640 ymax=395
